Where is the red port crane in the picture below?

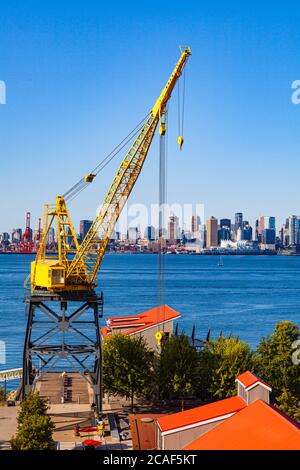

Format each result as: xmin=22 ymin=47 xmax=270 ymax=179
xmin=33 ymin=218 xmax=41 ymax=252
xmin=21 ymin=212 xmax=33 ymax=253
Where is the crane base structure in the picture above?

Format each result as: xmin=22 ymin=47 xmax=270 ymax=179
xmin=21 ymin=290 xmax=103 ymax=416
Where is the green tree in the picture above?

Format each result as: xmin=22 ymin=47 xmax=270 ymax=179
xmin=17 ymin=392 xmax=48 ymax=425
xmin=159 ymin=334 xmax=200 ymax=410
xmin=11 ymin=393 xmax=55 ymax=450
xmin=11 ymin=414 xmax=55 ymax=450
xmin=103 ymin=333 xmax=155 ymax=411
xmin=254 ymin=321 xmax=300 ymax=420
xmin=276 ymin=388 xmax=300 ymax=422
xmin=199 ymin=335 xmax=253 ymax=399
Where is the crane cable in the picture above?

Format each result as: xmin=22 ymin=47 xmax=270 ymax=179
xmin=63 ymin=112 xmax=151 ymax=203
xmin=177 ymin=68 xmax=186 ymax=149
xmin=157 ymin=109 xmax=168 ymax=331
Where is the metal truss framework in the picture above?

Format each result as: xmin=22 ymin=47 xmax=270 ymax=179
xmin=21 ymin=290 xmax=103 ymax=416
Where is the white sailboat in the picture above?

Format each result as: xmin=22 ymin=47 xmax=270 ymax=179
xmin=217 ymin=255 xmax=224 ymax=267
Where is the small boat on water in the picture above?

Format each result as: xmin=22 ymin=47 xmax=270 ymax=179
xmin=217 ymin=256 xmax=224 ymax=267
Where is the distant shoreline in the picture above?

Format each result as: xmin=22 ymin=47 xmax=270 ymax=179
xmin=0 ymin=251 xmax=298 ymax=256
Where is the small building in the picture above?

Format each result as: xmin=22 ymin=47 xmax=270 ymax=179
xmin=156 ymin=396 xmax=246 ymax=450
xmin=235 ymin=371 xmax=272 ymax=405
xmin=184 ymin=399 xmax=300 ymax=450
xmin=101 ymin=305 xmax=181 ymax=351
xmin=155 ymin=371 xmax=300 ymax=450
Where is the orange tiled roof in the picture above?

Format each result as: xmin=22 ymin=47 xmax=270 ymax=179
xmin=101 ymin=305 xmax=181 ymax=338
xmin=156 ymin=396 xmax=246 ymax=433
xmin=236 ymin=371 xmax=271 ymax=391
xmin=184 ymin=400 xmax=300 ymax=450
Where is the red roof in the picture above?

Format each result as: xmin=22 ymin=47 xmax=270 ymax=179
xmin=101 ymin=305 xmax=181 ymax=338
xmin=236 ymin=371 xmax=271 ymax=391
xmin=157 ymin=396 xmax=246 ymax=433
xmin=184 ymin=400 xmax=300 ymax=450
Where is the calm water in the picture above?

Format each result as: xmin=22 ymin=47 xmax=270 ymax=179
xmin=0 ymin=254 xmax=300 ymax=378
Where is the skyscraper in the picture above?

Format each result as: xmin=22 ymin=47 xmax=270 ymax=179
xmin=263 ymin=216 xmax=276 ymax=230
xmin=79 ymin=220 xmax=93 ymax=243
xmin=262 ymin=229 xmax=276 ymax=245
xmin=288 ymin=215 xmax=300 ymax=245
xmin=47 ymin=227 xmax=55 ymax=246
xmin=234 ymin=213 xmax=243 ymax=233
xmin=127 ymin=227 xmax=139 ymax=243
xmin=257 ymin=216 xmax=264 ymax=238
xmin=242 ymin=221 xmax=253 ymax=241
xmin=256 ymin=216 xmax=275 ymax=243
xmin=220 ymin=219 xmax=231 ymax=230
xmin=191 ymin=215 xmax=201 ymax=235
xmin=144 ymin=225 xmax=155 ymax=241
xmin=206 ymin=216 xmax=218 ymax=248
xmin=11 ymin=228 xmax=22 ymax=244
xmin=0 ymin=233 xmax=10 ymax=245
xmin=219 ymin=219 xmax=231 ymax=242
xmin=168 ymin=215 xmax=179 ymax=243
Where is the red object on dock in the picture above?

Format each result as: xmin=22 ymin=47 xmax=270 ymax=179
xmin=79 ymin=427 xmax=98 ymax=433
xmin=82 ymin=439 xmax=102 ymax=447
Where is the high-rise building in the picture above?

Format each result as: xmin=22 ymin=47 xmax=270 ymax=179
xmin=257 ymin=216 xmax=264 ymax=238
xmin=79 ymin=220 xmax=93 ymax=243
xmin=262 ymin=228 xmax=276 ymax=245
xmin=219 ymin=219 xmax=231 ymax=243
xmin=220 ymin=219 xmax=231 ymax=230
xmin=283 ymin=219 xmax=290 ymax=246
xmin=0 ymin=232 xmax=10 ymax=245
xmin=47 ymin=227 xmax=56 ymax=246
xmin=234 ymin=213 xmax=243 ymax=233
xmin=242 ymin=221 xmax=253 ymax=241
xmin=263 ymin=216 xmax=276 ymax=230
xmin=255 ymin=219 xmax=259 ymax=242
xmin=168 ymin=215 xmax=179 ymax=243
xmin=191 ymin=215 xmax=201 ymax=235
xmin=144 ymin=225 xmax=155 ymax=241
xmin=206 ymin=216 xmax=218 ymax=248
xmin=11 ymin=228 xmax=22 ymax=244
xmin=183 ymin=229 xmax=192 ymax=243
xmin=127 ymin=227 xmax=139 ymax=243
xmin=256 ymin=216 xmax=275 ymax=243
xmin=236 ymin=227 xmax=243 ymax=242
xmin=288 ymin=215 xmax=300 ymax=245
xmin=195 ymin=224 xmax=206 ymax=248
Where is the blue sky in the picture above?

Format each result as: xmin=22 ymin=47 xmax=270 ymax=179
xmin=1 ymin=0 xmax=300 ymax=233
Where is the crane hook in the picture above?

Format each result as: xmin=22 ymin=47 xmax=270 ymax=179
xmin=177 ymin=135 xmax=184 ymax=150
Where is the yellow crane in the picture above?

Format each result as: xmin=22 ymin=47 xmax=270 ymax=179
xmin=30 ymin=46 xmax=192 ymax=293
xmin=21 ymin=48 xmax=191 ymax=412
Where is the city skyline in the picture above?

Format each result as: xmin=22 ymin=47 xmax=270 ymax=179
xmin=2 ymin=2 xmax=300 ymax=231
xmin=2 ymin=208 xmax=300 ymax=239
xmin=3 ymin=210 xmax=300 ymax=250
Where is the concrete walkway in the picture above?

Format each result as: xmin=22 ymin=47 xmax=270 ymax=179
xmin=0 ymin=404 xmax=19 ymax=446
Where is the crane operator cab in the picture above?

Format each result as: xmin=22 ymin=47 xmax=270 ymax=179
xmin=31 ymin=260 xmax=65 ymax=291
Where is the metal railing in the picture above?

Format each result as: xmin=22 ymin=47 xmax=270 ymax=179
xmin=0 ymin=368 xmax=22 ymax=382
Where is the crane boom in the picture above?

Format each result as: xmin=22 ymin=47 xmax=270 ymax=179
xmin=31 ymin=47 xmax=191 ymax=292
